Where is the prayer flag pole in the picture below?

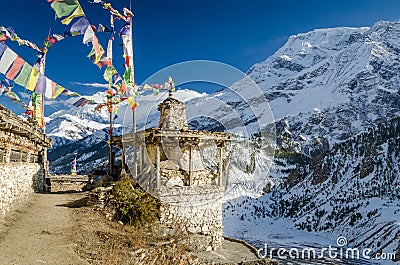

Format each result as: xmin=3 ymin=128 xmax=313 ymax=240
xmin=40 ymin=54 xmax=46 ymax=133
xmin=129 ymin=0 xmax=138 ymax=179
xmin=108 ymin=97 xmax=114 ymax=177
xmin=37 ymin=51 xmax=49 ymax=188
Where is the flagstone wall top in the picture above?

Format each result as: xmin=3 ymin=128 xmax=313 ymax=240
xmin=0 ymin=104 xmax=52 ymax=148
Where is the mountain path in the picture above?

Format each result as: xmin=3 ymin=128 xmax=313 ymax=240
xmin=0 ymin=192 xmax=90 ymax=265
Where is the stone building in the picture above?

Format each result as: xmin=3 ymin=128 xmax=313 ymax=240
xmin=120 ymin=95 xmax=231 ymax=250
xmin=0 ymin=104 xmax=52 ymax=220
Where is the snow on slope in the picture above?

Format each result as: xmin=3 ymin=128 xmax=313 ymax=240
xmin=253 ymin=20 xmax=400 ymax=147
xmin=220 ymin=21 xmax=400 ymax=263
xmin=224 ymin=118 xmax=400 ymax=263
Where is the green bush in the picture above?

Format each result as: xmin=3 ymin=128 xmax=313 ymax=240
xmin=112 ymin=177 xmax=160 ymax=227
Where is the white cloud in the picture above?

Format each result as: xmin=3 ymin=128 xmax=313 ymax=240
xmin=19 ymin=91 xmax=32 ymax=99
xmin=70 ymin=82 xmax=109 ymax=88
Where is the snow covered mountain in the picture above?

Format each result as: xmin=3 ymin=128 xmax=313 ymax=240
xmin=221 ymin=21 xmax=400 ymax=263
xmin=46 ymin=20 xmax=400 ymax=262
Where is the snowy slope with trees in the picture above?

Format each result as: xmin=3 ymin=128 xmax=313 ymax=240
xmin=221 ymin=21 xmax=400 ymax=263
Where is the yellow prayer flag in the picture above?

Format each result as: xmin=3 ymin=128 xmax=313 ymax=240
xmin=94 ymin=45 xmax=105 ymax=64
xmin=128 ymin=96 xmax=135 ymax=108
xmin=52 ymin=84 xmax=65 ymax=99
xmin=61 ymin=5 xmax=85 ymax=25
xmin=26 ymin=68 xmax=40 ymax=92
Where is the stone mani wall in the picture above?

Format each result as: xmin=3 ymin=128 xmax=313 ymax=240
xmin=0 ymin=131 xmax=46 ymax=221
xmin=158 ymin=185 xmax=225 ymax=250
xmin=0 ymin=163 xmax=44 ymax=220
xmin=48 ymin=175 xmax=88 ymax=192
xmin=0 ymin=105 xmax=51 ymax=222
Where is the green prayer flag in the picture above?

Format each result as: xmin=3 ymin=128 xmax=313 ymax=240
xmin=14 ymin=63 xmax=32 ymax=87
xmin=51 ymin=0 xmax=79 ymax=18
xmin=103 ymin=66 xmax=117 ymax=82
xmin=87 ymin=47 xmax=95 ymax=57
xmin=87 ymin=46 xmax=104 ymax=64
xmin=123 ymin=67 xmax=133 ymax=87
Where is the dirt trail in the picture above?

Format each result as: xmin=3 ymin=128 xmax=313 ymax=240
xmin=0 ymin=192 xmax=274 ymax=265
xmin=0 ymin=192 xmax=90 ymax=265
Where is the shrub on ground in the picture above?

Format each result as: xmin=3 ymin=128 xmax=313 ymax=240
xmin=112 ymin=177 xmax=160 ymax=226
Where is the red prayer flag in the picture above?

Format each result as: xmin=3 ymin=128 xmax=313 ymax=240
xmin=125 ymin=56 xmax=130 ymax=67
xmin=120 ymin=82 xmax=127 ymax=93
xmin=46 ymin=36 xmax=58 ymax=45
xmin=5 ymin=56 xmax=25 ymax=80
xmin=92 ymin=35 xmax=102 ymax=56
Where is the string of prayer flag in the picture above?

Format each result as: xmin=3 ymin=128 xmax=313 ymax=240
xmin=48 ymin=1 xmax=124 ymax=94
xmin=0 ymin=26 xmax=43 ymax=53
xmin=88 ymin=1 xmax=137 ymax=96
xmin=90 ymin=1 xmax=129 ymax=22
xmin=0 ymin=83 xmax=32 ymax=115
xmin=0 ymin=43 xmax=69 ymax=100
xmin=48 ymin=0 xmax=176 ymax=114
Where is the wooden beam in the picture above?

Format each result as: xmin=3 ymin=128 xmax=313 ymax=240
xmin=156 ymin=144 xmax=160 ymax=188
xmin=189 ymin=145 xmax=193 ymax=186
xmin=218 ymin=146 xmax=223 ymax=186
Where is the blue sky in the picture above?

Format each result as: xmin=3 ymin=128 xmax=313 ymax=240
xmin=2 ymin=0 xmax=400 ymax=115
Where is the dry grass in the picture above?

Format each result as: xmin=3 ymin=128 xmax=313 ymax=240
xmin=63 ymin=193 xmax=274 ymax=265
xmin=67 ymin=194 xmax=193 ymax=265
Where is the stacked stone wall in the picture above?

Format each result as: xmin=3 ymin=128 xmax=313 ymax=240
xmin=48 ymin=175 xmax=88 ymax=192
xmin=158 ymin=186 xmax=224 ymax=250
xmin=0 ymin=163 xmax=44 ymax=220
xmin=0 ymin=105 xmax=51 ymax=222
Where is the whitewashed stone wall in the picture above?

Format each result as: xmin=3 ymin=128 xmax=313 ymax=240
xmin=0 ymin=163 xmax=44 ymax=220
xmin=48 ymin=175 xmax=88 ymax=192
xmin=158 ymin=185 xmax=225 ymax=250
xmin=158 ymin=97 xmax=188 ymax=131
xmin=125 ymin=97 xmax=231 ymax=251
